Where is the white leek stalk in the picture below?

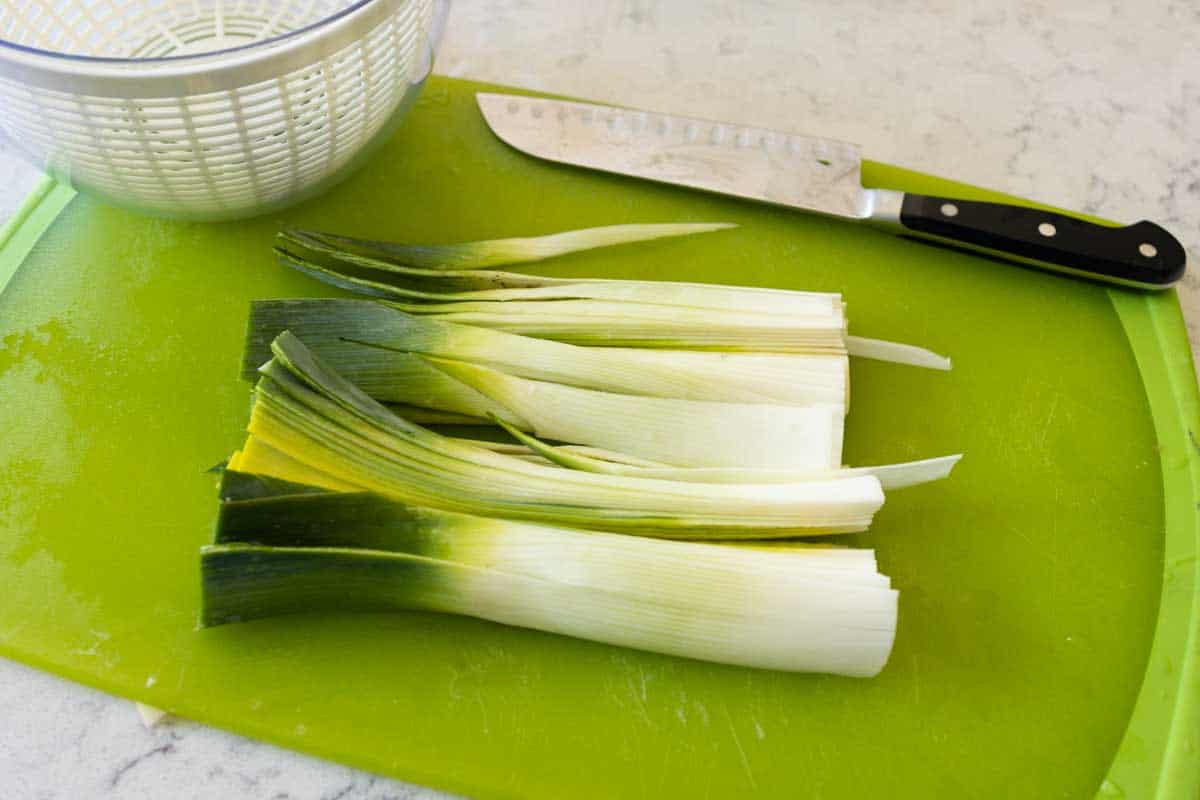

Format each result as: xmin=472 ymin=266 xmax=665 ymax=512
xmin=245 ymin=300 xmax=848 ymax=407
xmin=205 ymin=478 xmax=898 ymax=676
xmin=384 ymin=298 xmax=847 ymax=351
xmin=425 ymin=356 xmax=844 ymax=469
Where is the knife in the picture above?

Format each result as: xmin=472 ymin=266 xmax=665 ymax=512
xmin=476 ymin=93 xmax=1186 ymax=290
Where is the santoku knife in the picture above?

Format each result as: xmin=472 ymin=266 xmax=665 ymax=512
xmin=476 ymin=92 xmax=1186 ymax=289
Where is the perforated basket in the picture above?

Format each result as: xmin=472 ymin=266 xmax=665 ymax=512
xmin=0 ymin=0 xmax=442 ymax=219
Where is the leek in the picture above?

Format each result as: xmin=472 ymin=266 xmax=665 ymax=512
xmin=382 ymin=298 xmax=847 ymax=351
xmin=289 ymin=223 xmax=736 ymax=269
xmin=202 ymin=544 xmax=896 ymax=676
xmin=424 ymin=355 xmax=844 ymax=469
xmin=490 ymin=415 xmax=960 ymax=489
xmin=384 ymin=405 xmax=489 ymax=425
xmin=448 ymin=438 xmax=672 ymax=468
xmin=846 ymin=336 xmax=952 ymax=371
xmin=240 ymin=332 xmax=884 ymax=537
xmin=205 ymin=479 xmax=898 ymax=676
xmin=274 ymin=230 xmax=951 ymax=368
xmin=228 ymin=436 xmax=361 ymax=492
xmin=134 ymin=703 xmax=169 ymax=728
xmin=277 ymin=231 xmax=841 ymax=317
xmin=245 ymin=300 xmax=848 ymax=408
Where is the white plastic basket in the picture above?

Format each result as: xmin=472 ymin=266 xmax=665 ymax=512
xmin=0 ymin=0 xmax=443 ymax=219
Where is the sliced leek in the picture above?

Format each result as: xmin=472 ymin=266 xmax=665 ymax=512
xmin=424 ymin=355 xmax=843 ymax=469
xmin=275 ymin=230 xmax=951 ymax=368
xmin=202 ymin=543 xmax=896 ymax=676
xmin=200 ymin=222 xmax=970 ymax=681
xmin=846 ymin=335 xmax=952 ymax=371
xmin=228 ymin=436 xmax=362 ymax=492
xmin=240 ymin=332 xmax=884 ymax=537
xmin=383 ymin=297 xmax=847 ymax=351
xmin=245 ymin=300 xmax=847 ymax=407
xmin=384 ymin=405 xmax=488 ymax=425
xmin=449 ymin=438 xmax=672 ymax=468
xmin=492 ymin=415 xmax=959 ymax=488
xmin=290 ymin=222 xmax=736 ymax=270
xmin=134 ymin=703 xmax=169 ymax=728
xmin=205 ymin=481 xmax=897 ymax=676
xmin=214 ymin=473 xmax=883 ymax=585
xmin=278 ymin=230 xmax=841 ymax=317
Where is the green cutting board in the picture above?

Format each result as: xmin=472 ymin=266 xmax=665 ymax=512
xmin=1 ymin=77 xmax=1197 ymax=800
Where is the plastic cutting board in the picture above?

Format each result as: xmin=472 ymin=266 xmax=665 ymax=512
xmin=0 ymin=77 xmax=1196 ymax=800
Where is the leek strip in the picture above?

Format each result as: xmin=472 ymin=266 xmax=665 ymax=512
xmin=240 ymin=327 xmax=522 ymax=422
xmin=201 ymin=544 xmax=896 ymax=676
xmin=217 ymin=471 xmax=882 ymax=578
xmin=135 ymin=704 xmax=169 ymax=728
xmin=846 ymin=335 xmax=952 ymax=371
xmin=606 ymin=348 xmax=847 ymax=409
xmin=489 ymin=417 xmax=673 ymax=476
xmin=278 ymin=249 xmax=843 ymax=319
xmin=552 ymin=445 xmax=672 ymax=467
xmin=215 ymin=484 xmax=888 ymax=585
xmin=218 ymin=469 xmax=331 ymax=501
xmin=242 ymin=333 xmax=884 ymax=536
xmin=423 ymin=356 xmax=843 ymax=469
xmin=245 ymin=300 xmax=841 ymax=406
xmin=384 ymin=405 xmax=488 ymax=425
xmin=290 ymin=223 xmax=737 ymax=269
xmin=229 ymin=436 xmax=361 ymax=492
xmin=278 ymin=233 xmax=951 ymax=369
xmin=253 ymin=371 xmax=877 ymax=532
xmin=491 ymin=416 xmax=959 ymax=488
xmin=277 ymin=233 xmax=841 ymax=316
xmin=380 ymin=298 xmax=845 ymax=351
xmin=450 ymin=438 xmax=671 ymax=468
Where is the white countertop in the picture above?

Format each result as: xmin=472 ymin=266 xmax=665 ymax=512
xmin=3 ymin=2 xmax=1198 ymax=798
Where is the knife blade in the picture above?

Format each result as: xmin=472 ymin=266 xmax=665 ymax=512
xmin=477 ymin=92 xmax=1186 ymax=289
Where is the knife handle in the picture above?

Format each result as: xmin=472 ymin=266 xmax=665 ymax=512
xmin=879 ymin=191 xmax=1187 ymax=289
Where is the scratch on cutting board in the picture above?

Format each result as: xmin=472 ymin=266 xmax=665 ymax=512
xmin=1034 ymin=392 xmax=1062 ymax=454
xmin=70 ymin=628 xmax=110 ymax=657
xmin=475 ymin=685 xmax=491 ymax=736
xmin=1049 ymin=484 xmax=1063 ymax=626
xmin=911 ymin=653 xmax=922 ymax=705
xmin=693 ymin=700 xmax=710 ymax=727
xmin=1005 ymin=523 xmax=1037 ymax=549
xmin=720 ymin=702 xmax=757 ymax=790
xmin=630 ymin=666 xmax=652 ymax=727
xmin=0 ymin=620 xmax=28 ymax=644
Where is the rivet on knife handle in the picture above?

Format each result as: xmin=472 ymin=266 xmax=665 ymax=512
xmin=865 ymin=189 xmax=1187 ymax=289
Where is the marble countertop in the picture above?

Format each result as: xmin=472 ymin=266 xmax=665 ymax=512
xmin=2 ymin=1 xmax=1198 ymax=798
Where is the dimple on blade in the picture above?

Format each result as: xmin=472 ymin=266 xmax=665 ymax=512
xmin=477 ymin=93 xmax=870 ymax=219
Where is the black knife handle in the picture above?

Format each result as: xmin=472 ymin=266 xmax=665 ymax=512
xmin=897 ymin=193 xmax=1186 ymax=289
